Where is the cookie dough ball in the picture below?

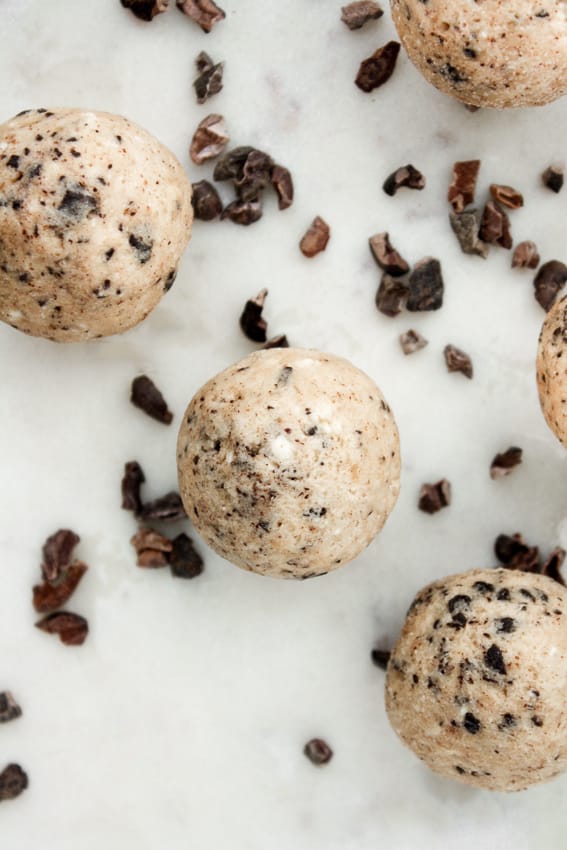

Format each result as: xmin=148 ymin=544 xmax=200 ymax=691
xmin=385 ymin=568 xmax=567 ymax=791
xmin=177 ymin=348 xmax=400 ymax=578
xmin=537 ymin=295 xmax=567 ymax=447
xmin=391 ymin=0 xmax=567 ymax=108
xmin=0 ymin=108 xmax=192 ymax=341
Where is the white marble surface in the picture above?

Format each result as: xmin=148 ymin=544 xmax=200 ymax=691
xmin=1 ymin=1 xmax=567 ymax=847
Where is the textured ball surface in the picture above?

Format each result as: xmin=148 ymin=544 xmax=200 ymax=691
xmin=537 ymin=295 xmax=567 ymax=447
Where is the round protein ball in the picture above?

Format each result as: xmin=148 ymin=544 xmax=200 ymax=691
xmin=177 ymin=348 xmax=400 ymax=578
xmin=385 ymin=568 xmax=567 ymax=791
xmin=537 ymin=295 xmax=567 ymax=447
xmin=390 ymin=0 xmax=567 ymax=109
xmin=0 ymin=108 xmax=193 ymax=341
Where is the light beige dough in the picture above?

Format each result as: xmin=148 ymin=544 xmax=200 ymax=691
xmin=537 ymin=295 xmax=567 ymax=447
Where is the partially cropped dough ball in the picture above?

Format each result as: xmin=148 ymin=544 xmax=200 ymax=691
xmin=177 ymin=348 xmax=400 ymax=578
xmin=391 ymin=0 xmax=567 ymax=108
xmin=385 ymin=568 xmax=567 ymax=791
xmin=537 ymin=295 xmax=567 ymax=447
xmin=0 ymin=108 xmax=192 ymax=341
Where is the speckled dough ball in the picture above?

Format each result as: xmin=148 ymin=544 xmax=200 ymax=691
xmin=391 ymin=0 xmax=567 ymax=108
xmin=537 ymin=295 xmax=567 ymax=447
xmin=385 ymin=568 xmax=567 ymax=791
xmin=0 ymin=108 xmax=192 ymax=341
xmin=177 ymin=349 xmax=401 ymax=578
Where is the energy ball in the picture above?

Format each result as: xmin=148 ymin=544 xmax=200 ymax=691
xmin=0 ymin=108 xmax=192 ymax=341
xmin=177 ymin=348 xmax=400 ymax=578
xmin=385 ymin=568 xmax=567 ymax=791
xmin=390 ymin=0 xmax=567 ymax=109
xmin=537 ymin=295 xmax=567 ymax=447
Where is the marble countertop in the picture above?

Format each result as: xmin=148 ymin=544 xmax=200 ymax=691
xmin=1 ymin=1 xmax=567 ymax=848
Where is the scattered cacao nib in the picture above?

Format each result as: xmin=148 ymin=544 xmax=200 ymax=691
xmin=370 ymin=648 xmax=391 ymax=670
xmin=449 ymin=210 xmax=488 ymax=258
xmin=406 ymin=258 xmax=443 ymax=311
xmin=368 ymin=232 xmax=409 ymax=276
xmin=418 ymin=479 xmax=451 ymax=514
xmin=130 ymin=375 xmax=173 ymax=425
xmin=0 ymin=764 xmax=28 ymax=802
xmin=169 ymin=533 xmax=204 ymax=578
xmin=542 ymin=165 xmax=564 ymax=194
xmin=303 ymin=738 xmax=333 ymax=766
xmin=35 ymin=612 xmax=88 ymax=646
xmin=300 ymin=216 xmax=331 ymax=258
xmin=0 ymin=692 xmax=22 ymax=724
xmin=383 ymin=164 xmax=425 ymax=197
xmin=33 ymin=561 xmax=88 ymax=614
xmin=444 ymin=344 xmax=473 ymax=379
xmin=177 ymin=0 xmax=225 ymax=32
xmin=479 ymin=201 xmax=512 ymax=249
xmin=399 ymin=329 xmax=428 ymax=355
xmin=263 ymin=334 xmax=289 ymax=349
xmin=130 ymin=527 xmax=173 ymax=568
xmin=375 ymin=274 xmax=408 ymax=317
xmin=271 ymin=165 xmax=294 ymax=210
xmin=240 ymin=288 xmax=268 ymax=342
xmin=221 ymin=198 xmax=263 ymax=226
xmin=447 ymin=160 xmax=480 ymax=212
xmin=41 ymin=529 xmax=80 ymax=583
xmin=541 ymin=548 xmax=566 ymax=585
xmin=120 ymin=0 xmax=169 ymax=21
xmin=533 ymin=260 xmax=567 ymax=312
xmin=490 ymin=447 xmax=523 ymax=480
xmin=464 ymin=104 xmax=480 ymax=113
xmin=512 ymin=240 xmax=540 ymax=270
xmin=494 ymin=533 xmax=540 ymax=572
xmin=355 ymin=41 xmax=400 ymax=92
xmin=489 ymin=184 xmax=524 ymax=210
xmin=235 ymin=149 xmax=275 ymax=202
xmin=193 ymin=51 xmax=224 ymax=104
xmin=213 ymin=146 xmax=255 ymax=182
xmin=192 ymin=180 xmax=223 ymax=221
xmin=341 ymin=1 xmax=383 ymax=29
xmin=190 ymin=114 xmax=229 ymax=165
xmin=137 ymin=492 xmax=187 ymax=523
xmin=121 ymin=461 xmax=146 ymax=514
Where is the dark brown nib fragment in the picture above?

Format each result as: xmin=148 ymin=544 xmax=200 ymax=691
xmin=271 ymin=165 xmax=294 ymax=210
xmin=479 ymin=201 xmax=512 ymax=249
xmin=542 ymin=165 xmax=564 ymax=194
xmin=0 ymin=692 xmax=22 ymax=724
xmin=418 ymin=479 xmax=451 ymax=514
xmin=190 ymin=114 xmax=229 ymax=165
xmin=33 ymin=561 xmax=88 ymax=614
xmin=368 ymin=232 xmax=409 ymax=276
xmin=304 ymin=738 xmax=333 ymax=766
xmin=192 ymin=180 xmax=223 ymax=221
xmin=541 ymin=548 xmax=566 ymax=585
xmin=406 ymin=258 xmax=443 ymax=311
xmin=448 ymin=160 xmax=480 ymax=212
xmin=121 ymin=461 xmax=146 ymax=514
xmin=169 ymin=533 xmax=204 ymax=578
xmin=489 ymin=184 xmax=524 ymax=210
xmin=194 ymin=51 xmax=224 ymax=104
xmin=341 ymin=1 xmax=383 ymax=29
xmin=399 ymin=329 xmax=428 ymax=355
xmin=375 ymin=274 xmax=408 ymax=317
xmin=41 ymin=529 xmax=80 ymax=583
xmin=355 ymin=41 xmax=400 ymax=92
xmin=0 ymin=764 xmax=28 ymax=801
xmin=177 ymin=0 xmax=225 ymax=32
xmin=300 ymin=216 xmax=330 ymax=257
xmin=449 ymin=210 xmax=488 ymax=258
xmin=383 ymin=164 xmax=425 ymax=197
xmin=263 ymin=334 xmax=289 ymax=350
xmin=533 ymin=260 xmax=567 ymax=311
xmin=371 ymin=648 xmax=391 ymax=670
xmin=512 ymin=240 xmax=540 ymax=270
xmin=120 ymin=0 xmax=169 ymax=21
xmin=131 ymin=527 xmax=173 ymax=568
xmin=221 ymin=198 xmax=263 ymax=226
xmin=494 ymin=533 xmax=540 ymax=572
xmin=35 ymin=612 xmax=89 ymax=646
xmin=490 ymin=447 xmax=522 ymax=480
xmin=240 ymin=288 xmax=269 ymax=342
xmin=138 ymin=492 xmax=187 ymax=523
xmin=444 ymin=344 xmax=473 ymax=379
xmin=130 ymin=375 xmax=173 ymax=425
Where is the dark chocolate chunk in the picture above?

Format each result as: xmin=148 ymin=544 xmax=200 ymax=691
xmin=489 ymin=184 xmax=524 ymax=210
xmin=541 ymin=548 xmax=566 ymax=586
xmin=6 ymin=155 xmax=20 ymax=170
xmin=120 ymin=0 xmax=169 ymax=21
xmin=494 ymin=533 xmax=540 ymax=572
xmin=192 ymin=180 xmax=223 ymax=221
xmin=406 ymin=257 xmax=443 ymax=311
xmin=449 ymin=210 xmax=488 ymax=258
xmin=496 ymin=617 xmax=516 ymax=634
xmin=490 ymin=447 xmax=522 ymax=480
xmin=368 ymin=232 xmax=409 ymax=276
xmin=221 ymin=198 xmax=262 ymax=226
xmin=448 ymin=594 xmax=471 ymax=614
xmin=300 ymin=216 xmax=330 ymax=257
xmin=128 ymin=233 xmax=153 ymax=264
xmin=370 ymin=648 xmax=391 ymax=670
xmin=534 ymin=260 xmax=567 ymax=312
xmin=355 ymin=41 xmax=400 ymax=93
xmin=444 ymin=344 xmax=473 ymax=379
xmin=498 ymin=713 xmax=516 ymax=729
xmin=399 ymin=328 xmax=428 ymax=355
xmin=463 ymin=713 xmax=481 ymax=734
xmin=177 ymin=0 xmax=224 ymax=31
xmin=303 ymin=738 xmax=333 ymax=766
xmin=473 ymin=581 xmax=494 ymax=594
xmin=263 ymin=334 xmax=289 ymax=349
xmin=130 ymin=375 xmax=174 ymax=425
xmin=193 ymin=51 xmax=224 ymax=104
xmin=190 ymin=114 xmax=229 ymax=165
xmin=341 ymin=1 xmax=383 ymax=29
xmin=479 ymin=201 xmax=512 ymax=249
xmin=271 ymin=165 xmax=294 ymax=210
xmin=240 ymin=288 xmax=268 ymax=342
xmin=35 ymin=612 xmax=88 ymax=646
xmin=447 ymin=160 xmax=480 ymax=212
xmin=0 ymin=764 xmax=28 ymax=801
xmin=41 ymin=529 xmax=80 ymax=583
xmin=0 ymin=692 xmax=22 ymax=724
xmin=383 ymin=163 xmax=425 ymax=196
xmin=375 ymin=274 xmax=408 ymax=317
xmin=418 ymin=479 xmax=451 ymax=514
xmin=121 ymin=461 xmax=146 ymax=514
xmin=33 ymin=562 xmax=88 ymax=614
xmin=512 ymin=241 xmax=540 ymax=270
xmin=58 ymin=187 xmax=99 ymax=221
xmin=169 ymin=533 xmax=204 ymax=578
xmin=130 ymin=527 xmax=173 ymax=568
xmin=484 ymin=644 xmax=506 ymax=675
xmin=138 ymin=492 xmax=187 ymax=523
xmin=542 ymin=165 xmax=564 ymax=194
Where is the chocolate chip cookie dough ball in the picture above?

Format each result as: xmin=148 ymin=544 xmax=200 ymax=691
xmin=177 ymin=349 xmax=400 ymax=578
xmin=537 ymin=295 xmax=567 ymax=447
xmin=391 ymin=1 xmax=567 ymax=108
xmin=385 ymin=568 xmax=567 ymax=791
xmin=0 ymin=108 xmax=192 ymax=341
